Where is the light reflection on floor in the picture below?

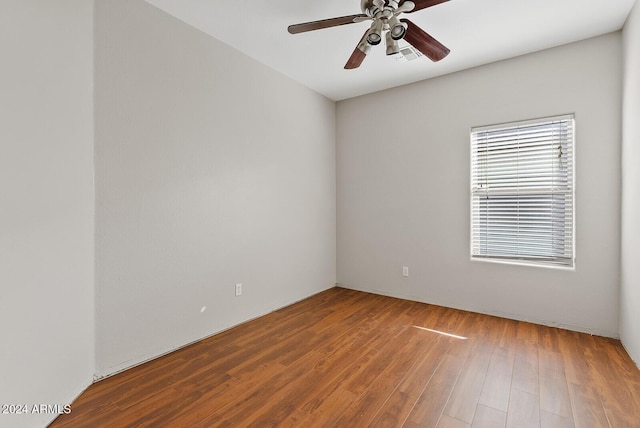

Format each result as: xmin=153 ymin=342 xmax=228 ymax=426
xmin=413 ymin=325 xmax=467 ymax=340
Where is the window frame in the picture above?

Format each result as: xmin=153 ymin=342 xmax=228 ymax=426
xmin=469 ymin=114 xmax=576 ymax=269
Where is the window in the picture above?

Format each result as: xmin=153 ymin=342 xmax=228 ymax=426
xmin=470 ymin=115 xmax=575 ymax=268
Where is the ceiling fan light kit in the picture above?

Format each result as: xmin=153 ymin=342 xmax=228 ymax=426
xmin=367 ymin=18 xmax=385 ymax=45
xmin=385 ymin=32 xmax=401 ymax=55
xmin=288 ymin=0 xmax=451 ymax=69
xmin=388 ymin=16 xmax=407 ymax=40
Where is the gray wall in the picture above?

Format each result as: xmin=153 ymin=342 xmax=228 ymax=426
xmin=337 ymin=33 xmax=622 ymax=337
xmin=621 ymin=0 xmax=640 ymax=365
xmin=94 ymin=0 xmax=336 ymax=376
xmin=0 ymin=1 xmax=95 ymax=427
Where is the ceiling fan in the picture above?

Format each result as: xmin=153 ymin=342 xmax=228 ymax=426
xmin=288 ymin=0 xmax=451 ymax=69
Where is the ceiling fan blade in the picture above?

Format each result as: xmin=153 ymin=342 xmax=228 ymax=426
xmin=401 ymin=18 xmax=450 ymax=62
xmin=402 ymin=0 xmax=449 ymax=13
xmin=344 ymin=30 xmax=370 ymax=69
xmin=288 ymin=14 xmax=367 ymax=34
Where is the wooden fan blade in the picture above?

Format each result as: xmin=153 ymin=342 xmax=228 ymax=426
xmin=344 ymin=49 xmax=367 ymax=70
xmin=344 ymin=30 xmax=370 ymax=69
xmin=288 ymin=14 xmax=367 ymax=34
xmin=402 ymin=0 xmax=449 ymax=13
xmin=401 ymin=18 xmax=450 ymax=62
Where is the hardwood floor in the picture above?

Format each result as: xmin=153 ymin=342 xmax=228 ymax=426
xmin=50 ymin=287 xmax=640 ymax=427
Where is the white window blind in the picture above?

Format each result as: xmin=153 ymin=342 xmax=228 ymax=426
xmin=470 ymin=115 xmax=575 ymax=268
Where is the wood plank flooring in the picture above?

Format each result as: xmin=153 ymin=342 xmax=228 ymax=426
xmin=50 ymin=287 xmax=640 ymax=427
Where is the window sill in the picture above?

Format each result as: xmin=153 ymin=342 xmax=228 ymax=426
xmin=470 ymin=256 xmax=575 ymax=271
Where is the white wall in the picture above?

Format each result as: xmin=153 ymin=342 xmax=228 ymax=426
xmin=94 ymin=0 xmax=336 ymax=377
xmin=337 ymin=34 xmax=622 ymax=337
xmin=621 ymin=0 xmax=640 ymax=365
xmin=0 ymin=1 xmax=95 ymax=427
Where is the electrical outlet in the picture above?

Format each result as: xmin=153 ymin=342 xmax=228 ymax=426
xmin=235 ymin=283 xmax=242 ymax=296
xmin=402 ymin=267 xmax=409 ymax=277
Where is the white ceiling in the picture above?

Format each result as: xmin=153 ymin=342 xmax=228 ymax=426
xmin=145 ymin=0 xmax=636 ymax=101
